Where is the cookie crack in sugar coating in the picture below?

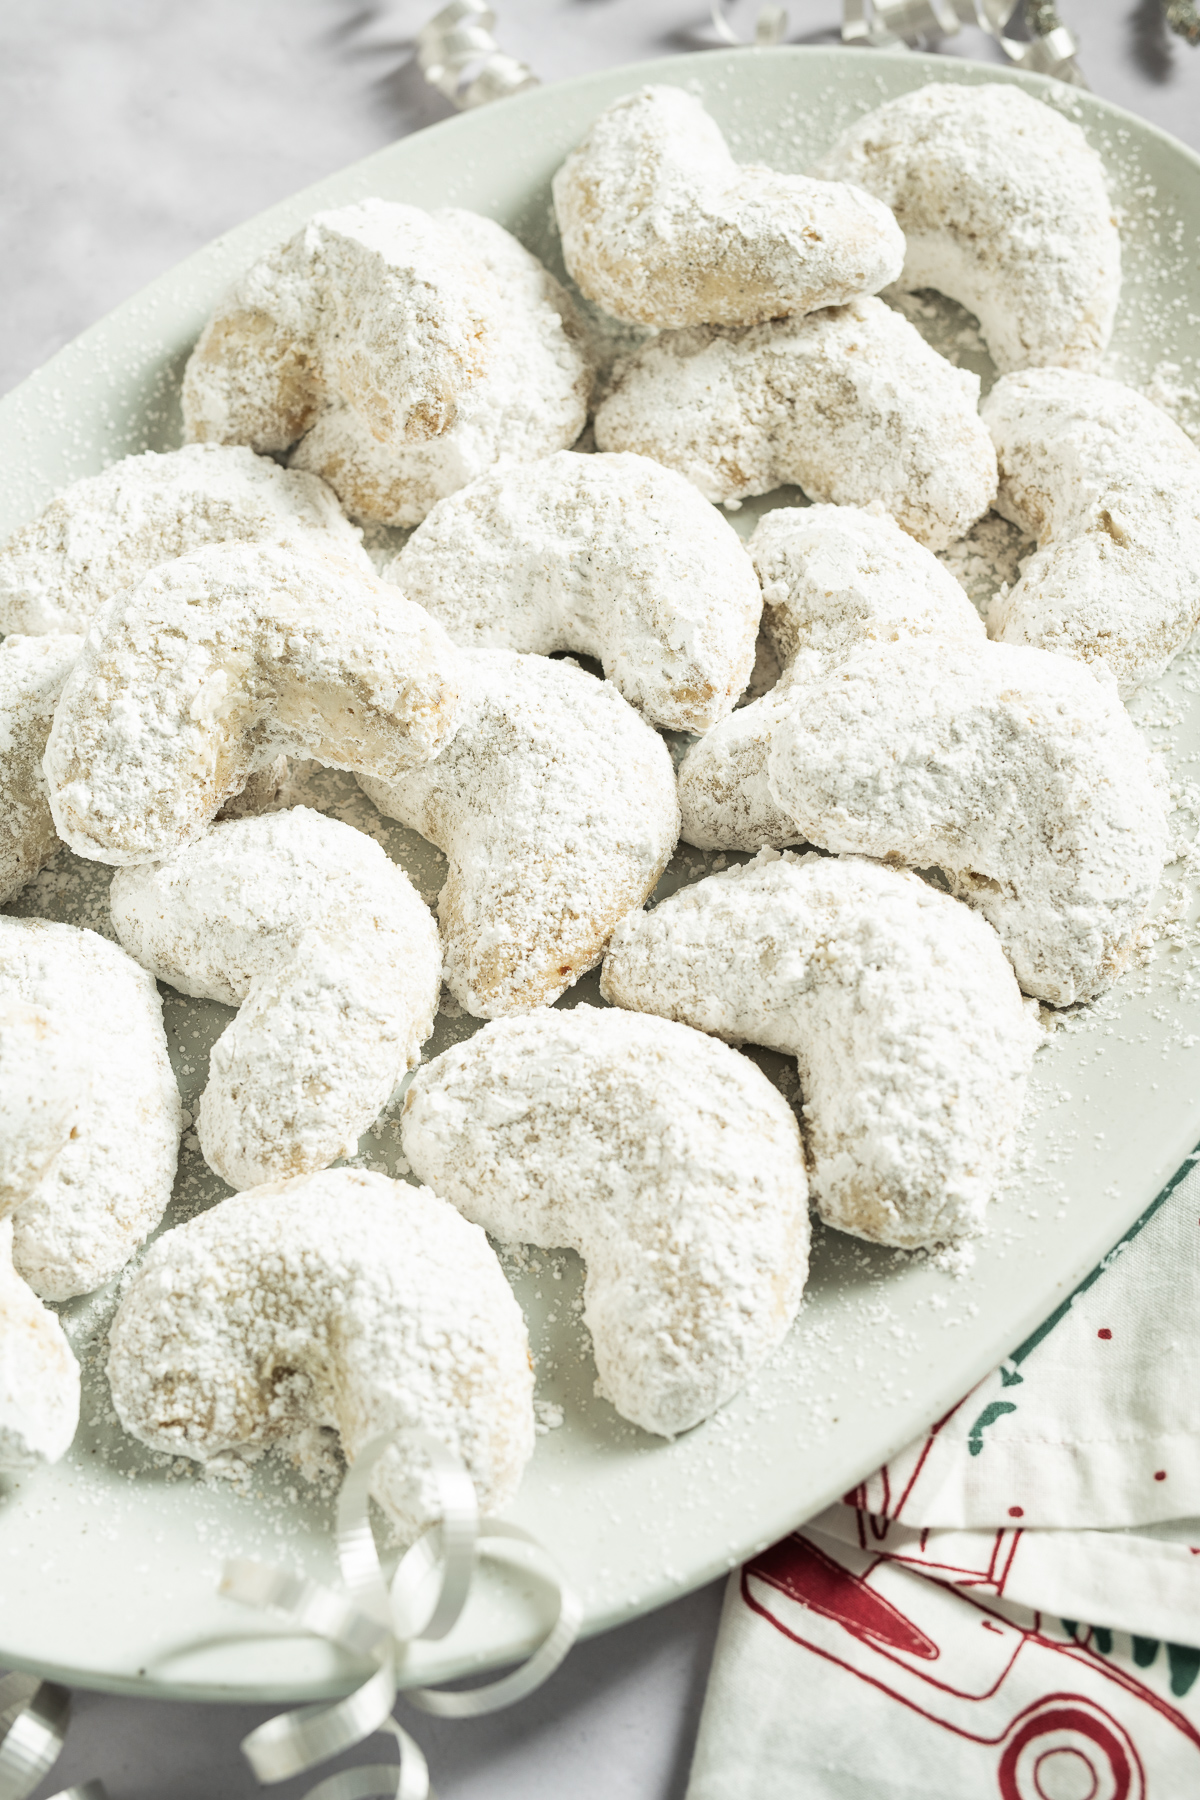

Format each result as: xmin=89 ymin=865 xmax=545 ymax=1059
xmin=106 ymin=1170 xmax=535 ymax=1541
xmin=109 ymin=808 xmax=441 ymax=1191
xmin=677 ymin=504 xmax=985 ymax=852
xmin=402 ymin=1006 xmax=809 ymax=1438
xmin=43 ymin=540 xmax=462 ymax=865
xmin=358 ymin=649 xmax=680 ymax=1018
xmin=602 ymin=853 xmax=1039 ymax=1249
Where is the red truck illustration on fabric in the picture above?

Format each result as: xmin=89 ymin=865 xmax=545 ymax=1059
xmin=743 ymin=1531 xmax=1200 ymax=1799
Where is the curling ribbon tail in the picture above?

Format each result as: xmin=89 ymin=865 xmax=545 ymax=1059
xmin=416 ymin=0 xmax=538 ymax=111
xmin=219 ymin=1428 xmax=579 ymax=1800
xmin=710 ymin=0 xmax=1086 ymax=84
xmin=0 ymin=1673 xmax=108 ymax=1800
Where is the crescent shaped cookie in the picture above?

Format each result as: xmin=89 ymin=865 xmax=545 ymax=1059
xmin=767 ymin=639 xmax=1168 ymax=1006
xmin=0 ymin=634 xmax=81 ymax=904
xmin=602 ymin=852 xmax=1039 ymax=1248
xmin=110 ymin=807 xmax=442 ymax=1192
xmin=552 ymin=84 xmax=904 ymax=328
xmin=44 ymin=540 xmax=462 ymax=865
xmin=402 ymin=1005 xmax=809 ymax=1437
xmin=677 ymin=504 xmax=985 ymax=851
xmin=184 ymin=200 xmax=593 ymax=526
xmin=815 ymin=82 xmax=1121 ymax=373
xmin=0 ymin=443 xmax=370 ymax=637
xmin=0 ymin=916 xmax=180 ymax=1300
xmin=594 ymin=296 xmax=997 ymax=547
xmin=983 ymin=369 xmax=1200 ymax=694
xmin=107 ymin=1169 xmax=535 ymax=1539
xmin=389 ymin=451 xmax=761 ymax=732
xmin=358 ymin=649 xmax=680 ymax=1018
xmin=0 ymin=1219 xmax=79 ymax=1471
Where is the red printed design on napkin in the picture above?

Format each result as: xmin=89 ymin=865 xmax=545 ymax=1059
xmin=741 ymin=1530 xmax=1200 ymax=1798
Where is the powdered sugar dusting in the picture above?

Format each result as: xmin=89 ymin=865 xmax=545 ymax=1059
xmin=553 ymin=84 xmax=903 ymax=329
xmin=402 ymin=1005 xmax=809 ymax=1437
xmin=0 ymin=915 xmax=180 ymax=1300
xmin=0 ymin=443 xmax=369 ymax=636
xmin=602 ymin=852 xmax=1039 ymax=1250
xmin=106 ymin=1169 xmax=534 ymax=1541
xmin=815 ymin=82 xmax=1121 ymax=374
xmin=594 ymin=296 xmax=997 ymax=548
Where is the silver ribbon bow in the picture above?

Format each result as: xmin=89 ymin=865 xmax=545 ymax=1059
xmin=221 ymin=1429 xmax=580 ymax=1800
xmin=0 ymin=1675 xmax=107 ymax=1800
xmin=710 ymin=1 xmax=1085 ymax=83
xmin=416 ymin=0 xmax=538 ymax=110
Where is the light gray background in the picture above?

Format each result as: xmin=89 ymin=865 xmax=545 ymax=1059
xmin=3 ymin=3 xmax=1199 ymax=1795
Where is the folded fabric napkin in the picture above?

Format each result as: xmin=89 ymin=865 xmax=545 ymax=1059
xmin=688 ymin=1159 xmax=1200 ymax=1796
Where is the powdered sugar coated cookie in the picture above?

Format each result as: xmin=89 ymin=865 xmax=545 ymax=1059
xmin=983 ymin=368 xmax=1200 ymax=694
xmin=184 ymin=200 xmax=593 ymax=526
xmin=402 ymin=1005 xmax=809 ymax=1437
xmin=553 ymin=84 xmax=904 ymax=329
xmin=44 ymin=540 xmax=462 ymax=865
xmin=359 ymin=649 xmax=679 ymax=1017
xmin=678 ymin=505 xmax=985 ymax=850
xmin=107 ymin=1170 xmax=534 ymax=1538
xmin=602 ymin=852 xmax=1038 ymax=1247
xmin=594 ymin=296 xmax=996 ymax=547
xmin=815 ymin=82 xmax=1120 ymax=374
xmin=110 ymin=808 xmax=441 ymax=1191
xmin=0 ymin=443 xmax=368 ymax=636
xmin=389 ymin=451 xmax=761 ymax=732
xmin=767 ymin=639 xmax=1168 ymax=1006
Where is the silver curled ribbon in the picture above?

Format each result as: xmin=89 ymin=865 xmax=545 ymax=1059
xmin=416 ymin=0 xmax=538 ymax=110
xmin=710 ymin=1 xmax=1085 ymax=84
xmin=220 ymin=1429 xmax=581 ymax=1800
xmin=0 ymin=1674 xmax=107 ymax=1800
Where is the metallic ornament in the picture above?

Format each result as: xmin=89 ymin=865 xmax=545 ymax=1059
xmin=0 ymin=1674 xmax=107 ymax=1800
xmin=708 ymin=0 xmax=1085 ymax=84
xmin=416 ymin=0 xmax=538 ymax=110
xmin=711 ymin=2 xmax=791 ymax=43
xmin=1165 ymin=0 xmax=1200 ymax=45
xmin=841 ymin=0 xmax=960 ymax=49
xmin=973 ymin=0 xmax=1084 ymax=83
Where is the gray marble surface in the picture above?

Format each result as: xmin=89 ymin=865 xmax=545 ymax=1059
xmin=3 ymin=3 xmax=1200 ymax=1796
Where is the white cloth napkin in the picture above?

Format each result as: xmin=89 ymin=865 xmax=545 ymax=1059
xmin=687 ymin=1162 xmax=1200 ymax=1797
